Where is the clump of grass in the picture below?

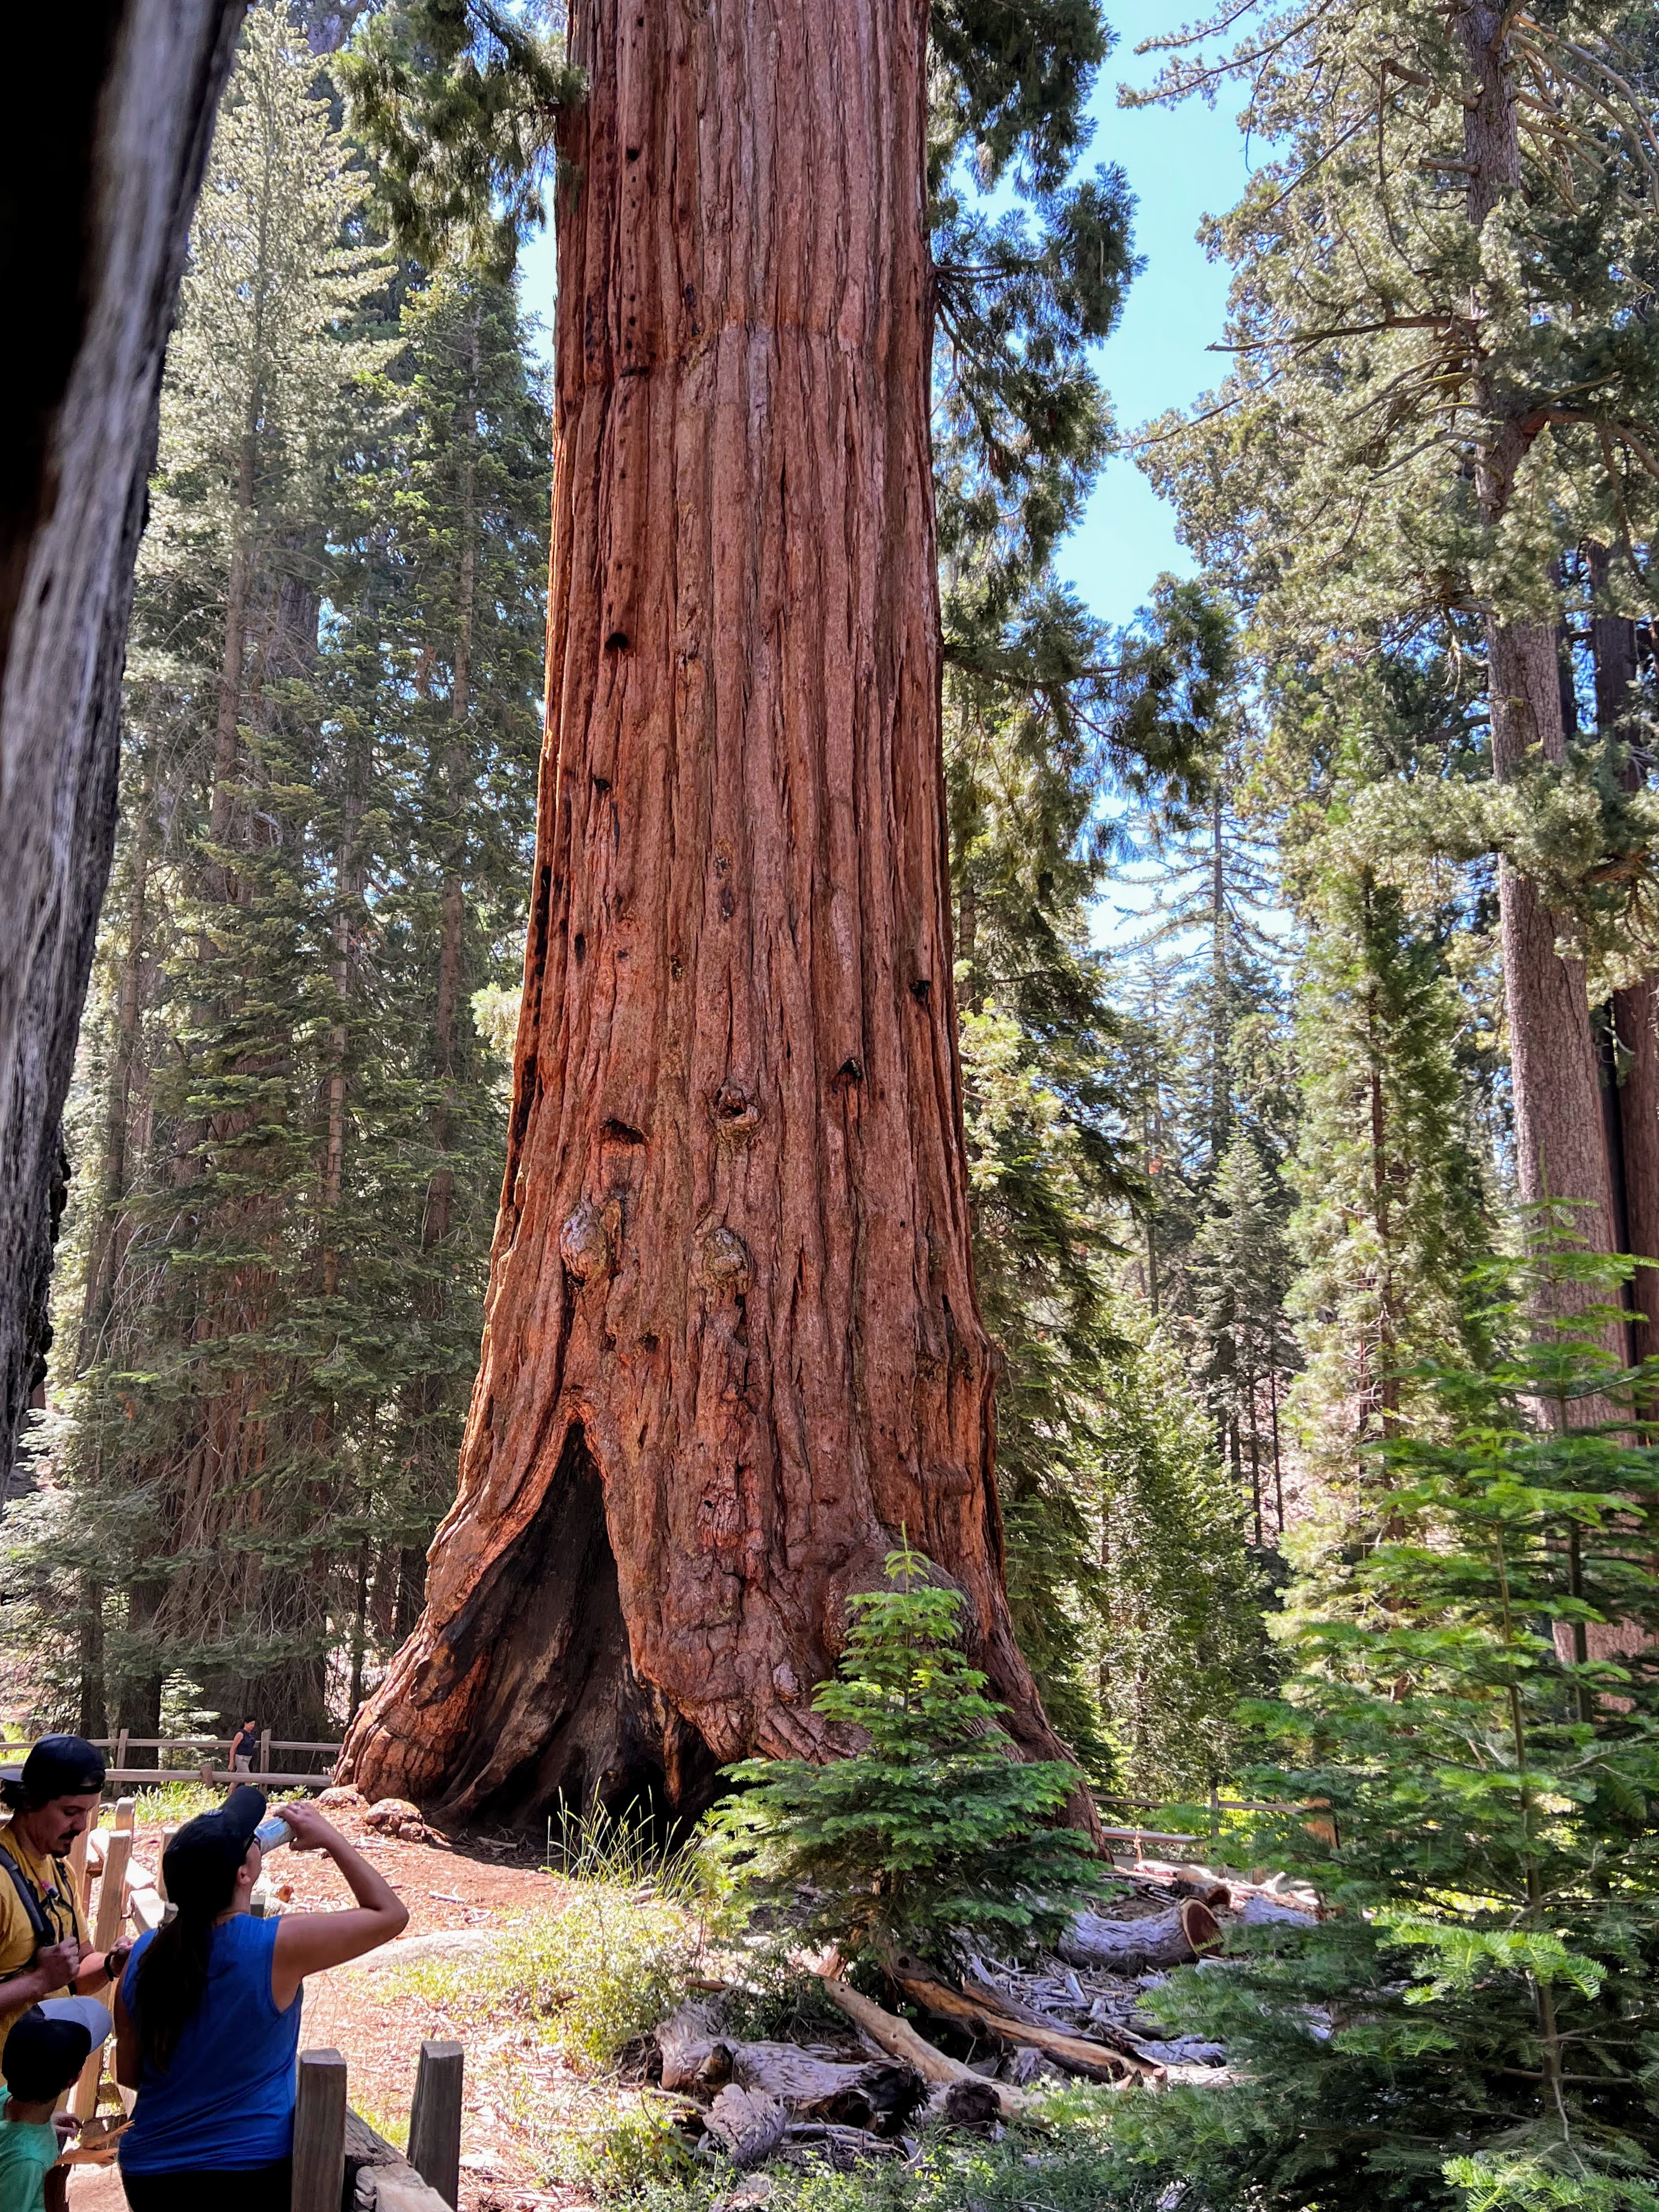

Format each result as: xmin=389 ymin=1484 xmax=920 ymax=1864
xmin=123 ymin=1781 xmax=223 ymax=1825
xmin=503 ymin=1888 xmax=697 ymax=2070
xmin=122 ymin=1780 xmax=306 ymax=1826
xmin=383 ymin=1805 xmax=707 ymax=2074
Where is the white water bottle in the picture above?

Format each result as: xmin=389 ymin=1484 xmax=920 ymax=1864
xmin=254 ymin=1814 xmax=292 ymax=1852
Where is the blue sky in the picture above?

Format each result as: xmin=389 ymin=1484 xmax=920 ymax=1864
xmin=1073 ymin=0 xmax=1252 ymax=627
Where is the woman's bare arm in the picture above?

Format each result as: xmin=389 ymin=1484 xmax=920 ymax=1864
xmin=269 ymin=1804 xmax=408 ymax=2009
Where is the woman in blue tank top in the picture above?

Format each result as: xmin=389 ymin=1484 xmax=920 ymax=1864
xmin=114 ymin=1789 xmax=408 ymax=2211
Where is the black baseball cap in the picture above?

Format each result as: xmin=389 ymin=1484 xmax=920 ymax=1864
xmin=2 ymin=2006 xmax=95 ymax=2100
xmin=162 ymin=1788 xmax=268 ymax=1912
xmin=0 ymin=1734 xmax=106 ymax=1810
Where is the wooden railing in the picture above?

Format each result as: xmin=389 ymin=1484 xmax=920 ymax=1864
xmin=37 ymin=1795 xmax=463 ymax=2207
xmin=0 ymin=1731 xmax=343 ymax=1790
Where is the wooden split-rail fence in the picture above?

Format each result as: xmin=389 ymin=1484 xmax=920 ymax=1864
xmin=30 ymin=1793 xmax=464 ymax=2209
xmin=0 ymin=1730 xmax=343 ymax=1790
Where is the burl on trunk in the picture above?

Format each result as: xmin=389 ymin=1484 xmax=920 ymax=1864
xmin=342 ymin=0 xmax=1076 ymax=1826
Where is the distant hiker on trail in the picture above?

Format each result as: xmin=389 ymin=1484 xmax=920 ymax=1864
xmin=114 ymin=1791 xmax=408 ymax=2210
xmin=230 ymin=1721 xmax=258 ymax=1775
xmin=0 ymin=1738 xmax=132 ymax=2050
xmin=0 ymin=1997 xmax=113 ymax=2212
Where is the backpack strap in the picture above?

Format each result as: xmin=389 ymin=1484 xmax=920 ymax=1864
xmin=0 ymin=1836 xmax=60 ymax=1961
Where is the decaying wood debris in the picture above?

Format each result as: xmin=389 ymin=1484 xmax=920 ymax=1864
xmin=650 ymin=1860 xmax=1319 ymax=2171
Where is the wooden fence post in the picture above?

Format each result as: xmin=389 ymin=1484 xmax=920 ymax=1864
xmin=113 ymin=1729 xmax=128 ymax=1775
xmin=70 ymin=1819 xmax=133 ymax=2119
xmin=113 ymin=1796 xmax=135 ymax=1833
xmin=408 ymin=2039 xmax=464 ymax=2207
xmin=259 ymin=1726 xmax=272 ymax=1777
xmin=65 ymin=1823 xmax=90 ymax=1915
xmin=292 ymin=2048 xmax=348 ymax=2212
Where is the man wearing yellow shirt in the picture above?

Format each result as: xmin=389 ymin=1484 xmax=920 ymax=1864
xmin=0 ymin=1738 xmax=131 ymax=2052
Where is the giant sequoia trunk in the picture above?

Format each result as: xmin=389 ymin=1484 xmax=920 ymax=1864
xmin=342 ymin=0 xmax=1079 ymax=1830
xmin=0 ymin=1 xmax=246 ymax=1454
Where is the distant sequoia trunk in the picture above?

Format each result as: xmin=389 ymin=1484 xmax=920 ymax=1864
xmin=342 ymin=0 xmax=1083 ymax=1831
xmin=0 ymin=1 xmax=246 ymax=1458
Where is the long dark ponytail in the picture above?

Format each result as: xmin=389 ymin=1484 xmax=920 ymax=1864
xmin=136 ymin=1864 xmax=239 ymax=2071
xmin=135 ymin=1904 xmax=219 ymax=2071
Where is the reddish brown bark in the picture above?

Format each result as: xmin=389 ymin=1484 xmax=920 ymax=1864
xmin=1614 ymin=981 xmax=1659 ymax=1369
xmin=1489 ymin=621 xmax=1616 ymax=1252
xmin=343 ymin=0 xmax=1080 ymax=1829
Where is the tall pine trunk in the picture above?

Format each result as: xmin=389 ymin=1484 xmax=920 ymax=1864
xmin=1588 ymin=571 xmax=1659 ymax=1365
xmin=343 ymin=0 xmax=1080 ymax=1829
xmin=1457 ymin=7 xmax=1617 ymax=1331
xmin=79 ymin=757 xmax=155 ymax=1368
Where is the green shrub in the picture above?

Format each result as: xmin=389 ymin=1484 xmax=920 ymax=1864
xmin=710 ymin=1543 xmax=1110 ymax=1971
xmin=380 ymin=1813 xmax=704 ymax=2075
xmin=1122 ymin=1228 xmax=1659 ymax=2212
xmin=502 ymin=1892 xmax=696 ymax=2069
xmin=558 ymin=2097 xmax=700 ymax=2199
xmin=602 ymin=2094 xmax=1147 ymax=2212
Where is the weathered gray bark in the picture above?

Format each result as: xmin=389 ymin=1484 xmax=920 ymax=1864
xmin=0 ymin=1 xmax=247 ymax=1454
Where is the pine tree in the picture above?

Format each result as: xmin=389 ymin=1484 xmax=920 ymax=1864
xmin=1094 ymin=1303 xmax=1266 ymax=1800
xmin=1136 ymin=0 xmax=1659 ymax=1340
xmin=73 ymin=3 xmax=399 ymax=1737
xmin=8 ymin=10 xmax=551 ymax=1742
xmin=715 ymin=1543 xmax=1111 ymax=1971
xmin=1192 ymin=1131 xmax=1293 ymax=1547
xmin=1122 ymin=1232 xmax=1659 ymax=2212
xmin=1287 ymin=862 xmax=1494 ymax=1493
xmin=944 ymin=576 xmax=1235 ymax=1762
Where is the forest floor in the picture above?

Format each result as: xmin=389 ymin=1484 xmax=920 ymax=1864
xmin=60 ymin=1791 xmax=1272 ymax=2212
xmin=67 ymin=1799 xmax=596 ymax=2212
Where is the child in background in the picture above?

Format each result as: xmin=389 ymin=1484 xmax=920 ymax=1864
xmin=0 ymin=1997 xmax=114 ymax=2212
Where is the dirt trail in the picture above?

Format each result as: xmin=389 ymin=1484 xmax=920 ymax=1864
xmin=67 ymin=1805 xmax=580 ymax=2212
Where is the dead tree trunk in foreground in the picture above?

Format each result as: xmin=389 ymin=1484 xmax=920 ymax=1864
xmin=0 ymin=2 xmax=247 ymax=1454
xmin=342 ymin=0 xmax=1080 ymax=1830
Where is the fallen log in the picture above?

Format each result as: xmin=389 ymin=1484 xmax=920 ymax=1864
xmin=657 ymin=2001 xmax=730 ymax=2092
xmin=1239 ymin=1891 xmax=1318 ymax=1928
xmin=734 ymin=2046 xmax=923 ymax=2130
xmin=819 ymin=1979 xmax=1027 ymax=2119
xmin=1059 ymin=1900 xmax=1220 ymax=1973
xmin=343 ymin=2107 xmax=454 ymax=2211
xmin=888 ymin=1955 xmax=1151 ymax=2083
xmin=705 ymin=2082 xmax=789 ymax=2168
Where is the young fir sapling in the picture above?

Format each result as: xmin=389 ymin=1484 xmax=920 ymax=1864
xmin=712 ymin=1543 xmax=1110 ymax=1974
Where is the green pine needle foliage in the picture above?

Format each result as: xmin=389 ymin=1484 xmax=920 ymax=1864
xmin=1118 ymin=1223 xmax=1659 ymax=2212
xmin=712 ymin=1545 xmax=1110 ymax=1971
xmin=338 ymin=0 xmax=585 ymax=275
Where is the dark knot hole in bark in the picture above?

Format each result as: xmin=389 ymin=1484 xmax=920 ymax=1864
xmin=435 ymin=1422 xmax=721 ymax=1834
